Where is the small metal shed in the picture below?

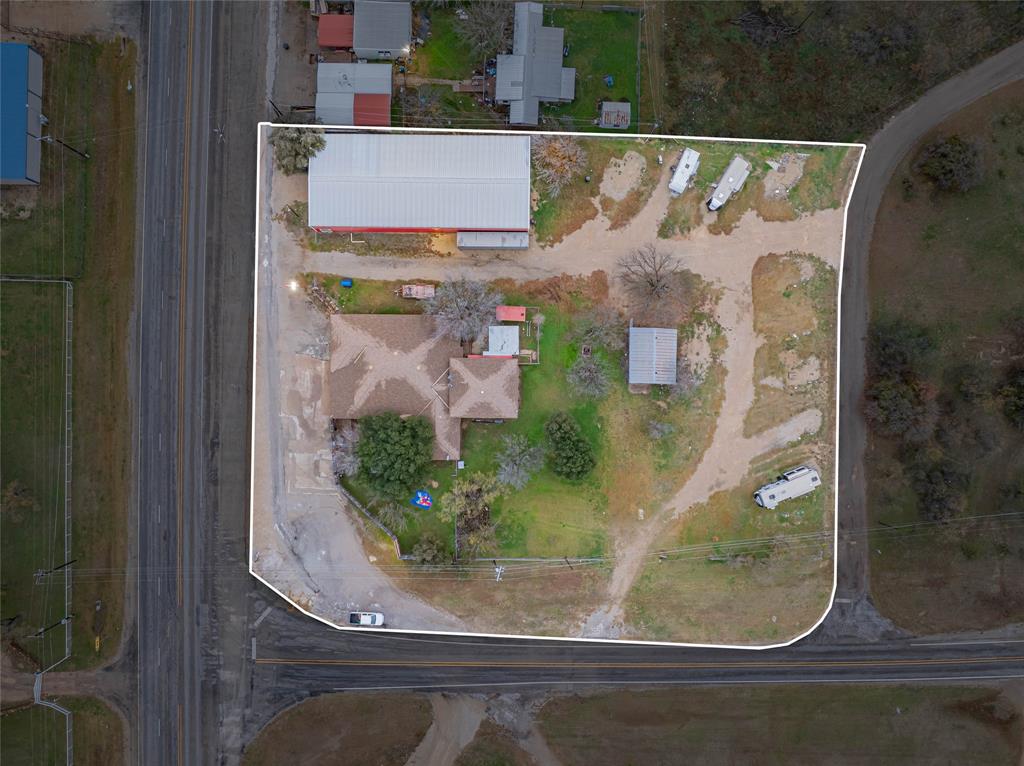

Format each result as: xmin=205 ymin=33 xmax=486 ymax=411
xmin=628 ymin=326 xmax=678 ymax=385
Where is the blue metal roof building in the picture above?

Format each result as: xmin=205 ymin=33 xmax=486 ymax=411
xmin=1 ymin=43 xmax=44 ymax=185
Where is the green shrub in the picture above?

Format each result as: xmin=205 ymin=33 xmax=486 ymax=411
xmin=545 ymin=412 xmax=596 ymax=480
xmin=356 ymin=413 xmax=433 ymax=497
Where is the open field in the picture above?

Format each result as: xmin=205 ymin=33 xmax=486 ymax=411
xmin=241 ymin=693 xmax=432 ymax=766
xmin=0 ymin=282 xmax=69 ymax=669
xmin=1 ymin=34 xmax=136 ymax=668
xmin=659 ymin=1 xmax=1023 ymax=141
xmin=538 ymin=686 xmax=1022 ymax=765
xmin=866 ymin=82 xmax=1024 ymax=634
xmin=0 ymin=696 xmax=123 ymax=766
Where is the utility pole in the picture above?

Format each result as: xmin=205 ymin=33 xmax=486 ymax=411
xmin=30 ymin=614 xmax=74 ymax=639
xmin=34 ymin=559 xmax=76 ymax=583
xmin=493 ymin=561 xmax=505 ymax=582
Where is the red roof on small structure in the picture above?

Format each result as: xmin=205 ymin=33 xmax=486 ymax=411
xmin=318 ymin=14 xmax=354 ymax=48
xmin=496 ymin=305 xmax=526 ymax=322
xmin=353 ymin=93 xmax=391 ymax=126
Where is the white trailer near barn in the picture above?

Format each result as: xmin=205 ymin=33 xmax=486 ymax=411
xmin=753 ymin=465 xmax=821 ymax=510
xmin=707 ymin=154 xmax=751 ymax=211
xmin=668 ymin=148 xmax=701 ymax=197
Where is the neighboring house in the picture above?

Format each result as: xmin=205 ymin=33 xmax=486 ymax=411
xmin=307 ymin=133 xmax=531 ymax=236
xmin=495 ymin=2 xmax=575 ymax=126
xmin=599 ymin=101 xmax=631 ymax=130
xmin=628 ymin=326 xmax=678 ymax=386
xmin=318 ymin=13 xmax=354 ymax=49
xmin=328 ymin=314 xmax=522 ymax=459
xmin=1 ymin=43 xmax=44 ymax=186
xmin=707 ymin=154 xmax=752 ymax=211
xmin=315 ymin=63 xmax=392 ymax=126
xmin=353 ymin=0 xmax=412 ymax=60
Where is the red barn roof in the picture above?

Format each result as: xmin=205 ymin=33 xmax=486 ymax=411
xmin=496 ymin=305 xmax=526 ymax=322
xmin=353 ymin=93 xmax=391 ymax=126
xmin=318 ymin=14 xmax=354 ymax=48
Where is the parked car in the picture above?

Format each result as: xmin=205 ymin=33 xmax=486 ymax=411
xmin=348 ymin=611 xmax=385 ymax=627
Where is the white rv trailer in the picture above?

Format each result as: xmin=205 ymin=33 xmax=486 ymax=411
xmin=668 ymin=148 xmax=701 ymax=197
xmin=707 ymin=154 xmax=752 ymax=211
xmin=753 ymin=465 xmax=821 ymax=510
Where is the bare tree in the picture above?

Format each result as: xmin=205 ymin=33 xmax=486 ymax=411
xmin=455 ymin=1 xmax=515 ymax=57
xmin=572 ymin=306 xmax=626 ymax=352
xmin=567 ymin=356 xmax=610 ymax=399
xmin=496 ymin=433 xmax=544 ymax=489
xmin=532 ymin=135 xmax=588 ymax=197
xmin=425 ymin=278 xmax=503 ymax=342
xmin=332 ymin=422 xmax=360 ymax=477
xmin=268 ymin=125 xmax=326 ymax=175
xmin=671 ymin=356 xmax=702 ymax=400
xmin=618 ymin=244 xmax=680 ymax=303
xmin=400 ymin=86 xmax=446 ymax=128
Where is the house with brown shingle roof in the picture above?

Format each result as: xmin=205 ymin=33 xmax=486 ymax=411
xmin=329 ymin=314 xmax=463 ymax=460
xmin=448 ymin=358 xmax=520 ymax=420
xmin=328 ymin=314 xmax=522 ymax=460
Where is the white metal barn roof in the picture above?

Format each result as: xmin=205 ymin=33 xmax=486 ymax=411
xmin=628 ymin=326 xmax=678 ymax=385
xmin=307 ymin=133 xmax=532 ymax=232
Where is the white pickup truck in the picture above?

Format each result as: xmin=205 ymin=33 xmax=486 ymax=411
xmin=348 ymin=611 xmax=385 ymax=627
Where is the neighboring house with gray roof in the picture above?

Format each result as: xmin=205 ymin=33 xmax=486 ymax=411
xmin=495 ymin=2 xmax=575 ymax=125
xmin=353 ymin=0 xmax=412 ymax=60
xmin=628 ymin=326 xmax=678 ymax=386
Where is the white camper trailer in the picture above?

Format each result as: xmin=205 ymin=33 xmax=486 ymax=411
xmin=707 ymin=154 xmax=751 ymax=211
xmin=753 ymin=465 xmax=821 ymax=510
xmin=668 ymin=148 xmax=701 ymax=197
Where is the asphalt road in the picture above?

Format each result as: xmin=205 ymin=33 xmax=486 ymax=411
xmin=125 ymin=5 xmax=1024 ymax=761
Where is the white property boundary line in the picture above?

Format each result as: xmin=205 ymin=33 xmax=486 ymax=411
xmin=249 ymin=122 xmax=867 ymax=649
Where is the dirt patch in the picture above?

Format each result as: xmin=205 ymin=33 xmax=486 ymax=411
xmin=598 ymin=150 xmax=646 ymax=201
xmin=763 ymin=154 xmax=806 ymax=199
xmin=492 ymin=272 xmax=609 ymax=312
xmin=242 ymin=693 xmax=433 ymax=766
xmin=409 ymin=694 xmax=486 ymax=766
xmin=454 ymin=720 xmax=535 ymax=766
xmin=782 ymin=350 xmax=820 ymax=386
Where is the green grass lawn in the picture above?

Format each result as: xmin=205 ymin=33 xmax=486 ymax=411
xmin=1 ymin=37 xmax=137 ymax=670
xmin=410 ymin=7 xmax=479 ymax=80
xmin=0 ymin=696 xmax=123 ymax=766
xmin=0 ymin=282 xmax=70 ymax=669
xmin=543 ymin=8 xmax=639 ymax=131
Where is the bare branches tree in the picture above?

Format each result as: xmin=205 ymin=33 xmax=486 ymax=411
xmin=567 ymin=356 xmax=611 ymax=399
xmin=269 ymin=126 xmax=326 ymax=175
xmin=496 ymin=434 xmax=544 ymax=489
xmin=331 ymin=422 xmax=360 ymax=477
xmin=425 ymin=278 xmax=504 ymax=342
xmin=617 ymin=244 xmax=680 ymax=303
xmin=532 ymin=135 xmax=588 ymax=197
xmin=454 ymin=1 xmax=515 ymax=57
xmin=572 ymin=306 xmax=626 ymax=352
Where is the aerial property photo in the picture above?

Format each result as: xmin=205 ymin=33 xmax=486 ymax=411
xmin=250 ymin=125 xmax=862 ymax=644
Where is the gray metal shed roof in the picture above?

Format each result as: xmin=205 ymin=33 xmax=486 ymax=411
xmin=317 ymin=62 xmax=392 ymax=95
xmin=307 ymin=133 xmax=531 ymax=231
xmin=497 ymin=2 xmax=575 ymax=125
xmin=628 ymin=326 xmax=678 ymax=385
xmin=353 ymin=0 xmax=411 ymax=57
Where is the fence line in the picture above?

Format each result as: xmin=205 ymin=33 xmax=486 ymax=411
xmin=3 ymin=276 xmax=74 ymax=766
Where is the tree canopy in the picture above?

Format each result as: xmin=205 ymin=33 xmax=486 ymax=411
xmin=268 ymin=126 xmax=326 ymax=175
xmin=545 ymin=412 xmax=596 ymax=480
xmin=425 ymin=278 xmax=503 ymax=343
xmin=355 ymin=413 xmax=434 ymax=497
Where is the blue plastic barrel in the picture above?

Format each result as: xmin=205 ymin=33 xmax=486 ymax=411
xmin=341 ymin=278 xmax=353 ymax=288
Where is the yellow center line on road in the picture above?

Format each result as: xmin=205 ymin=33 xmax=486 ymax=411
xmin=253 ymin=655 xmax=1023 ymax=670
xmin=176 ymin=0 xmax=195 ymax=611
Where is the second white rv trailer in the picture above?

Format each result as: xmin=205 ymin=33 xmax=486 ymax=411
xmin=707 ymin=154 xmax=752 ymax=211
